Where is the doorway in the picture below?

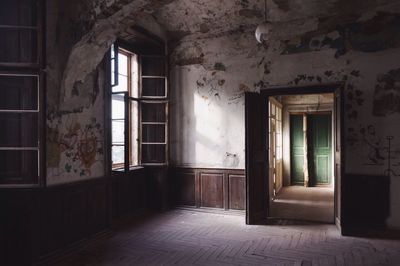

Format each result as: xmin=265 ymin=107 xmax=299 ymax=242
xmin=268 ymin=94 xmax=334 ymax=223
xmin=245 ymin=85 xmax=343 ymax=230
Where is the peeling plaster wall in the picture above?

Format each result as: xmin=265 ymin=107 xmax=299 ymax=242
xmin=170 ymin=32 xmax=262 ymax=169
xmin=45 ymin=0 xmax=168 ymax=185
xmin=43 ymin=0 xmax=400 ymax=227
xmin=169 ymin=2 xmax=400 ymax=228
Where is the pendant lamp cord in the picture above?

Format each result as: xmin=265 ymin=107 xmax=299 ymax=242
xmin=264 ymin=0 xmax=267 ymax=21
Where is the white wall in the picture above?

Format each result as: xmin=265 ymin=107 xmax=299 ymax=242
xmin=169 ymin=20 xmax=400 ymax=228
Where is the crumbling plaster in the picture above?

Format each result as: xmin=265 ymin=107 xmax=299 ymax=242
xmin=166 ymin=0 xmax=400 ymax=227
xmin=44 ymin=0 xmax=400 ymax=226
xmin=46 ymin=0 xmax=170 ymax=184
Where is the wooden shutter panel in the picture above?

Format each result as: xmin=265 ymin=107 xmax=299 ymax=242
xmin=140 ymin=55 xmax=168 ymax=165
xmin=245 ymin=92 xmax=268 ymax=224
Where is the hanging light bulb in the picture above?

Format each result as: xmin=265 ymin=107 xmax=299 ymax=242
xmin=255 ymin=0 xmax=273 ymax=43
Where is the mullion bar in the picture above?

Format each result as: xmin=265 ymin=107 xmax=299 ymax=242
xmin=0 ymin=25 xmax=38 ymax=30
xmin=124 ymin=90 xmax=129 ymax=171
xmin=141 ymin=122 xmax=166 ymax=125
xmin=0 ymin=147 xmax=38 ymax=150
xmin=142 ymin=76 xmax=166 ymax=79
xmin=0 ymin=110 xmax=39 ymax=113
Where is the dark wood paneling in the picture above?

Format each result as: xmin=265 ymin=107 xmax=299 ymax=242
xmin=342 ymin=174 xmax=390 ymax=236
xmin=200 ymin=173 xmax=224 ymax=208
xmin=245 ymin=92 xmax=268 ymax=224
xmin=146 ymin=166 xmax=169 ymax=210
xmin=0 ymin=190 xmax=40 ymax=265
xmin=0 ymin=177 xmax=112 ymax=265
xmin=40 ymin=177 xmax=111 ymax=257
xmin=229 ymin=174 xmax=245 ymax=210
xmin=175 ymin=171 xmax=196 ymax=206
xmin=87 ymin=181 xmax=109 ymax=235
xmin=170 ymin=168 xmax=245 ymax=210
xmin=112 ymin=168 xmax=146 ymax=218
xmin=65 ymin=187 xmax=87 ymax=244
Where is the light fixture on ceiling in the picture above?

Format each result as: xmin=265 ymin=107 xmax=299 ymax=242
xmin=255 ymin=0 xmax=273 ymax=43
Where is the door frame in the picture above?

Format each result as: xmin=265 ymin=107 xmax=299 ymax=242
xmin=255 ymin=83 xmax=344 ymax=230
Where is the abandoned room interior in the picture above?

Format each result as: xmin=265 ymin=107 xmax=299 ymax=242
xmin=1 ymin=0 xmax=400 ymax=265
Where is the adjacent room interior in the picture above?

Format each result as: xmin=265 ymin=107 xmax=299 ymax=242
xmin=268 ymin=93 xmax=335 ymax=223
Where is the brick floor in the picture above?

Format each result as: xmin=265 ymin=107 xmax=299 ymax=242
xmin=43 ymin=209 xmax=400 ymax=266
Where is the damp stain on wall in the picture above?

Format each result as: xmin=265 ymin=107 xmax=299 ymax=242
xmin=47 ymin=117 xmax=104 ymax=178
xmin=373 ymin=68 xmax=400 ymax=116
xmin=281 ymin=12 xmax=400 ymax=57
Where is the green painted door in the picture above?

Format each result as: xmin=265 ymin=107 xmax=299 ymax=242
xmin=290 ymin=115 xmax=304 ymax=185
xmin=308 ymin=114 xmax=332 ymax=186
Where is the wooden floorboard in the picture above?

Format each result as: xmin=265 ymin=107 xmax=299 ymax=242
xmin=38 ymin=210 xmax=400 ymax=266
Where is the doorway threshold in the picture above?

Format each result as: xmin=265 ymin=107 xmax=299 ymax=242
xmin=175 ymin=206 xmax=245 ymax=217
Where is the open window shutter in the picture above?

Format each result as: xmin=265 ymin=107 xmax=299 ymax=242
xmin=334 ymin=86 xmax=344 ymax=233
xmin=140 ymin=55 xmax=168 ymax=165
xmin=245 ymin=92 xmax=268 ymax=224
xmin=110 ymin=43 xmax=119 ymax=87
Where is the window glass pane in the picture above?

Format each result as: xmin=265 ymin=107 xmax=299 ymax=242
xmin=141 ymin=144 xmax=165 ymax=164
xmin=277 ymin=133 xmax=282 ymax=147
xmin=112 ymin=145 xmax=124 ymax=166
xmin=271 ymin=104 xmax=276 ymax=116
xmin=111 ymin=94 xmax=125 ymax=119
xmin=131 ymin=54 xmax=139 ymax=98
xmin=130 ymin=100 xmax=139 ymax=166
xmin=112 ymin=120 xmax=124 ymax=144
xmin=112 ymin=74 xmax=128 ymax=92
xmin=142 ymin=124 xmax=165 ymax=143
xmin=111 ymin=45 xmax=115 ymax=59
xmin=142 ymin=78 xmax=166 ymax=97
xmin=0 ymin=113 xmax=38 ymax=147
xmin=0 ymin=28 xmax=37 ymax=63
xmin=118 ymin=53 xmax=128 ymax=76
xmin=111 ymin=59 xmax=116 ymax=85
xmin=0 ymin=0 xmax=37 ymax=27
xmin=0 ymin=75 xmax=38 ymax=110
xmin=142 ymin=102 xmax=166 ymax=122
xmin=0 ymin=150 xmax=38 ymax=184
xmin=268 ymin=100 xmax=271 ymax=114
xmin=141 ymin=57 xmax=165 ymax=76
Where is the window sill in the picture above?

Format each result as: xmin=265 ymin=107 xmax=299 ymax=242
xmin=112 ymin=165 xmax=145 ymax=173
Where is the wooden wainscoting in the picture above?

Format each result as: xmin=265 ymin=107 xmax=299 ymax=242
xmin=0 ymin=177 xmax=112 ymax=265
xmin=112 ymin=168 xmax=147 ymax=218
xmin=0 ymin=168 xmax=149 ymax=265
xmin=169 ymin=168 xmax=246 ymax=210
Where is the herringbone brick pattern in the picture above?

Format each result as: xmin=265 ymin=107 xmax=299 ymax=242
xmin=45 ymin=210 xmax=400 ymax=266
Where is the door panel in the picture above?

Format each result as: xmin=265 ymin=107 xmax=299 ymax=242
xmin=334 ymin=87 xmax=343 ymax=231
xmin=245 ymin=92 xmax=268 ymax=224
xmin=290 ymin=115 xmax=304 ymax=185
xmin=308 ymin=114 xmax=332 ymax=186
xmin=316 ymin=155 xmax=329 ymax=184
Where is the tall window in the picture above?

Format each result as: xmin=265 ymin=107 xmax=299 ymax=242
xmin=0 ymin=0 xmax=43 ymax=186
xmin=111 ymin=44 xmax=168 ymax=170
xmin=268 ymin=98 xmax=283 ymax=196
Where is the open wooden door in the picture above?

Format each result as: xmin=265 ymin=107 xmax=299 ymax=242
xmin=245 ymin=92 xmax=268 ymax=224
xmin=334 ymin=86 xmax=344 ymax=232
xmin=308 ymin=114 xmax=332 ymax=186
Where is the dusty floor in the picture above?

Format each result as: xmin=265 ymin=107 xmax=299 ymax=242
xmin=41 ymin=209 xmax=400 ymax=266
xmin=270 ymin=186 xmax=334 ymax=223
